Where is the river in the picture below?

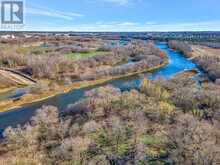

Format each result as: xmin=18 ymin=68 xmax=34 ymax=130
xmin=0 ymin=42 xmax=202 ymax=137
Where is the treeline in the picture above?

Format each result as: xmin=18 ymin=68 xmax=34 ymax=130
xmin=78 ymin=42 xmax=166 ymax=81
xmin=194 ymin=55 xmax=220 ymax=82
xmin=0 ymin=79 xmax=219 ymax=164
xmin=80 ymin=56 xmax=164 ymax=81
xmin=194 ymin=42 xmax=220 ymax=49
xmin=0 ymin=42 xmax=166 ymax=84
xmin=168 ymin=40 xmax=193 ymax=58
xmin=0 ymin=35 xmax=98 ymax=46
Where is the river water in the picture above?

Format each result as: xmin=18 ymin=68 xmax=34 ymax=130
xmin=0 ymin=42 xmax=202 ymax=137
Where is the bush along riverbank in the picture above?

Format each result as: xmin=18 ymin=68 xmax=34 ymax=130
xmin=0 ymin=61 xmax=168 ymax=113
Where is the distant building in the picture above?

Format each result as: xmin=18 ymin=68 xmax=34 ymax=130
xmin=1 ymin=34 xmax=15 ymax=39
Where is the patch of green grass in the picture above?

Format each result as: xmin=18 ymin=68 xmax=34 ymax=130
xmin=140 ymin=135 xmax=165 ymax=146
xmin=65 ymin=51 xmax=109 ymax=60
xmin=139 ymin=135 xmax=169 ymax=163
xmin=30 ymin=46 xmax=51 ymax=55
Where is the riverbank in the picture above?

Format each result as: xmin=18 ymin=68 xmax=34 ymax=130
xmin=0 ymin=87 xmax=15 ymax=94
xmin=0 ymin=60 xmax=168 ymax=113
xmin=191 ymin=45 xmax=220 ymax=82
xmin=174 ymin=69 xmax=198 ymax=79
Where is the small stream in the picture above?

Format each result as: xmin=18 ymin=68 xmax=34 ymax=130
xmin=0 ymin=42 xmax=203 ymax=137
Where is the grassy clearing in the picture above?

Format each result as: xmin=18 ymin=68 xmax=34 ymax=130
xmin=0 ymin=44 xmax=48 ymax=56
xmin=65 ymin=51 xmax=109 ymax=60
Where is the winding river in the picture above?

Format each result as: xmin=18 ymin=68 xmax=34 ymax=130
xmin=0 ymin=42 xmax=202 ymax=137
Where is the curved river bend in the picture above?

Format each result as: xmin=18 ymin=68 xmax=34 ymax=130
xmin=0 ymin=43 xmax=202 ymax=137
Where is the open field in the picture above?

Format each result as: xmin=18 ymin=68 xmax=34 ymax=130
xmin=65 ymin=51 xmax=109 ymax=60
xmin=192 ymin=45 xmax=220 ymax=58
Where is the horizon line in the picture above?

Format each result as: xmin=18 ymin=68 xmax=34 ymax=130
xmin=0 ymin=30 xmax=220 ymax=33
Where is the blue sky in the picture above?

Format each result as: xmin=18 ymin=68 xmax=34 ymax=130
xmin=17 ymin=0 xmax=220 ymax=31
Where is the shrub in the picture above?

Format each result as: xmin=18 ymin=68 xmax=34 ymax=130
xmin=2 ymin=106 xmax=77 ymax=164
xmin=171 ymin=86 xmax=197 ymax=112
xmin=140 ymin=79 xmax=170 ymax=101
xmin=168 ymin=40 xmax=193 ymax=58
xmin=168 ymin=114 xmax=220 ymax=165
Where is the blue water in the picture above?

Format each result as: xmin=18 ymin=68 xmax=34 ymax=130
xmin=8 ymin=89 xmax=27 ymax=99
xmin=0 ymin=42 xmax=202 ymax=137
xmin=149 ymin=43 xmax=198 ymax=79
xmin=105 ymin=43 xmax=200 ymax=90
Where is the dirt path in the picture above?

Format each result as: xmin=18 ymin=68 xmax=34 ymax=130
xmin=0 ymin=68 xmax=36 ymax=86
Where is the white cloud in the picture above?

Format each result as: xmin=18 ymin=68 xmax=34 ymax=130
xmin=102 ymin=0 xmax=129 ymax=5
xmin=117 ymin=22 xmax=138 ymax=26
xmin=88 ymin=0 xmax=141 ymax=6
xmin=26 ymin=5 xmax=83 ymax=21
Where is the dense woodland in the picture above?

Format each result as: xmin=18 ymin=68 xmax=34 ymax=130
xmin=0 ymin=78 xmax=220 ymax=164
